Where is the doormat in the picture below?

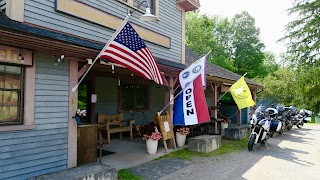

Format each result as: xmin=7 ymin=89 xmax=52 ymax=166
xmin=97 ymin=149 xmax=115 ymax=157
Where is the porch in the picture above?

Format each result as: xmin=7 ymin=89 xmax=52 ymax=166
xmin=79 ymin=118 xmax=222 ymax=170
xmin=97 ymin=137 xmax=177 ymax=170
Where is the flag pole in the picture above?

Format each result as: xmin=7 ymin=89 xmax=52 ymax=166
xmin=72 ymin=15 xmax=131 ymax=92
xmin=159 ymin=72 xmax=203 ymax=115
xmin=217 ymin=72 xmax=247 ymax=102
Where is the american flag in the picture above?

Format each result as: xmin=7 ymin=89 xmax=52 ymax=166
xmin=99 ymin=22 xmax=164 ymax=85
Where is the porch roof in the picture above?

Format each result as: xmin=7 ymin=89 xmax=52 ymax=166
xmin=0 ymin=13 xmax=186 ymax=70
xmin=185 ymin=47 xmax=264 ymax=89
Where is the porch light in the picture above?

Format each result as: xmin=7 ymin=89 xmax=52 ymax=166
xmin=58 ymin=54 xmax=65 ymax=62
xmin=112 ymin=64 xmax=115 ymax=74
xmin=54 ymin=54 xmax=65 ymax=65
xmin=18 ymin=49 xmax=24 ymax=63
xmin=139 ymin=7 xmax=157 ymax=22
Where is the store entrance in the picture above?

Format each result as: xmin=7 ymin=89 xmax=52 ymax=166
xmin=77 ymin=80 xmax=92 ymax=124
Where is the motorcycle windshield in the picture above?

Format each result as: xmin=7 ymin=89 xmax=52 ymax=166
xmin=255 ymin=106 xmax=266 ymax=120
xmin=258 ymin=119 xmax=268 ymax=126
xmin=255 ymin=105 xmax=266 ymax=114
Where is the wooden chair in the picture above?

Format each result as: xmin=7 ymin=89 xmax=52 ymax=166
xmin=98 ymin=113 xmax=133 ymax=144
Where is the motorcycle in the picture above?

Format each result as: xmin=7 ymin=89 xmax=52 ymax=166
xmin=277 ymin=105 xmax=293 ymax=131
xmin=266 ymin=107 xmax=284 ymax=137
xmin=248 ymin=106 xmax=272 ymax=151
xmin=293 ymin=111 xmax=306 ymax=128
xmin=299 ymin=109 xmax=312 ymax=123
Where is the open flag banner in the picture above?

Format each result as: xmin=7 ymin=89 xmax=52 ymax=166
xmin=229 ymin=76 xmax=255 ymax=110
xmin=99 ymin=22 xmax=164 ymax=85
xmin=179 ymin=55 xmax=208 ymax=88
xmin=173 ymin=57 xmax=210 ymax=126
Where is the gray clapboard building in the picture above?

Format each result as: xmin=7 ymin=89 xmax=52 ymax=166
xmin=0 ymin=0 xmax=200 ymax=179
xmin=0 ymin=0 xmax=263 ymax=179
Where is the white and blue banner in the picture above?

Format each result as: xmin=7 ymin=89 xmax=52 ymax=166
xmin=173 ymin=55 xmax=210 ymax=126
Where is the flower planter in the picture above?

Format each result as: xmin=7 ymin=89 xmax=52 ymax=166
xmin=146 ymin=139 xmax=158 ymax=154
xmin=176 ymin=132 xmax=187 ymax=148
xmin=221 ymin=123 xmax=228 ymax=131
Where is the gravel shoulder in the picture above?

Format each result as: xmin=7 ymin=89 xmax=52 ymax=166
xmin=159 ymin=124 xmax=320 ymax=180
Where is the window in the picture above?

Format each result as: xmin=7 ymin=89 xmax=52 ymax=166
xmin=133 ymin=0 xmax=154 ymax=14
xmin=118 ymin=0 xmax=159 ymax=18
xmin=0 ymin=64 xmax=23 ymax=126
xmin=121 ymin=84 xmax=149 ymax=111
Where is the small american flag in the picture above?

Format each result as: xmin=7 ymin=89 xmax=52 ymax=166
xmin=99 ymin=22 xmax=164 ymax=85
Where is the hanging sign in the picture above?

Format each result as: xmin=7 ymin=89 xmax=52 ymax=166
xmin=0 ymin=45 xmax=33 ymax=66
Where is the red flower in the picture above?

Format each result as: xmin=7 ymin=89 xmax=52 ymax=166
xmin=177 ymin=127 xmax=190 ymax=135
xmin=141 ymin=122 xmax=162 ymax=141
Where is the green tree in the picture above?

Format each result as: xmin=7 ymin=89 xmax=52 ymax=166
xmin=282 ymin=0 xmax=320 ymax=67
xmin=186 ymin=11 xmax=275 ymax=79
xmin=186 ymin=12 xmax=235 ymax=71
xmin=256 ymin=67 xmax=295 ymax=105
xmin=280 ymin=0 xmax=320 ymax=113
xmin=231 ymin=11 xmax=265 ymax=78
xmin=293 ymin=67 xmax=320 ymax=113
xmin=186 ymin=12 xmax=215 ymax=56
xmin=258 ymin=51 xmax=280 ymax=77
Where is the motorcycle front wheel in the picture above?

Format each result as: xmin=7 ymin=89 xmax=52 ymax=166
xmin=248 ymin=134 xmax=256 ymax=151
xmin=269 ymin=131 xmax=274 ymax=138
xmin=297 ymin=122 xmax=304 ymax=128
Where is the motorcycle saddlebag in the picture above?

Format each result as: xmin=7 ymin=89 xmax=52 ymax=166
xmin=270 ymin=120 xmax=282 ymax=132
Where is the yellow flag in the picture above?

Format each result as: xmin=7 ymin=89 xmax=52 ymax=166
xmin=229 ymin=76 xmax=255 ymax=109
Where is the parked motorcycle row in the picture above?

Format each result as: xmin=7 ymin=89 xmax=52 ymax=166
xmin=248 ymin=104 xmax=311 ymax=151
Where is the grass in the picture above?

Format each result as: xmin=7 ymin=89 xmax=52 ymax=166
xmin=118 ymin=135 xmax=250 ymax=179
xmin=154 ymin=134 xmax=250 ymax=161
xmin=213 ymin=136 xmax=249 ymax=156
xmin=118 ymin=169 xmax=143 ymax=180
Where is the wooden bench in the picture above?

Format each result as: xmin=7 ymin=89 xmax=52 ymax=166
xmin=98 ymin=113 xmax=133 ymax=144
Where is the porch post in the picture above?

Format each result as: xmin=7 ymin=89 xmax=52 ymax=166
xmin=90 ymin=77 xmax=96 ymax=124
xmin=68 ymin=59 xmax=78 ymax=168
xmin=237 ymin=109 xmax=241 ymax=126
xmin=251 ymin=89 xmax=256 ymax=102
xmin=210 ymin=83 xmax=218 ymax=119
xmin=164 ymin=76 xmax=176 ymax=119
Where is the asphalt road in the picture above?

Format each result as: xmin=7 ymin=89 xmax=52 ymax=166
xmin=160 ymin=124 xmax=320 ymax=180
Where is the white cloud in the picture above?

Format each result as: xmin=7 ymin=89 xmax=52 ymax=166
xmin=198 ymin=0 xmax=295 ymax=57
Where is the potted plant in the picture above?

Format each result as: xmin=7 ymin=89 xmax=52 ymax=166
xmin=175 ymin=126 xmax=190 ymax=148
xmin=140 ymin=122 xmax=162 ymax=154
xmin=221 ymin=116 xmax=232 ymax=130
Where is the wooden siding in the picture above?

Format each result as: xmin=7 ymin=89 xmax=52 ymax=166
xmin=219 ymin=105 xmax=238 ymax=123
xmin=219 ymin=105 xmax=249 ymax=125
xmin=242 ymin=108 xmax=249 ymax=125
xmin=24 ymin=0 xmax=182 ymax=63
xmin=0 ymin=0 xmax=5 ymax=12
xmin=0 ymin=54 xmax=69 ymax=179
xmin=95 ymin=78 xmax=165 ymax=125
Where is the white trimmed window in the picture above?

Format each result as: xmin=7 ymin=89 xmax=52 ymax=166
xmin=0 ymin=64 xmax=23 ymax=125
xmin=0 ymin=48 xmax=35 ymax=131
xmin=118 ymin=0 xmax=159 ymax=19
